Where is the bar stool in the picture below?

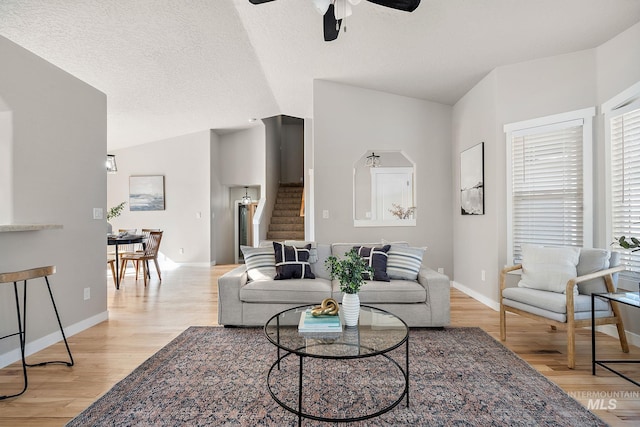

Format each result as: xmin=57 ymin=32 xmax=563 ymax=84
xmin=0 ymin=266 xmax=74 ymax=400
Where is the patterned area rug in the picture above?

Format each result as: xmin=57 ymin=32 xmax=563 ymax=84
xmin=67 ymin=327 xmax=605 ymax=426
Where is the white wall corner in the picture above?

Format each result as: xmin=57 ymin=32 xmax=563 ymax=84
xmin=452 ymin=281 xmax=500 ymax=311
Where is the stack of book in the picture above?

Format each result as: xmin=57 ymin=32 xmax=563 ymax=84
xmin=298 ymin=309 xmax=342 ymax=335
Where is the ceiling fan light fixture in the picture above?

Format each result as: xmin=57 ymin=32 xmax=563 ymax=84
xmin=310 ymin=0 xmax=331 ymax=15
xmin=334 ymin=0 xmax=353 ymax=20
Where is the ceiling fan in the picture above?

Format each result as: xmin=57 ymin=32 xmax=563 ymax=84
xmin=248 ymin=0 xmax=421 ymax=42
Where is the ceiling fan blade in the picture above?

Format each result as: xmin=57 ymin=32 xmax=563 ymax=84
xmin=248 ymin=0 xmax=277 ymax=4
xmin=323 ymin=4 xmax=342 ymax=42
xmin=365 ymin=0 xmax=420 ymax=12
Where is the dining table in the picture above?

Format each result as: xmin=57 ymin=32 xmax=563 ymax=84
xmin=107 ymin=234 xmax=145 ymax=289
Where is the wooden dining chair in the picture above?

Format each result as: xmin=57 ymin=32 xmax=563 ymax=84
xmin=107 ymin=258 xmax=117 ymax=288
xmin=134 ymin=229 xmax=161 ymax=277
xmin=119 ymin=230 xmax=163 ymax=287
xmin=114 ymin=228 xmax=140 ymax=277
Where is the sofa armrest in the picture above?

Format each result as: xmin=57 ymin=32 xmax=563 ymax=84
xmin=418 ymin=267 xmax=451 ymax=326
xmin=217 ymin=265 xmax=248 ymax=326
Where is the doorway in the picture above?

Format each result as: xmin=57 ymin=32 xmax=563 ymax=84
xmin=235 ymin=200 xmax=258 ymax=263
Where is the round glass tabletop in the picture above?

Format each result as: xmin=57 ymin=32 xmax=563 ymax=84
xmin=264 ymin=304 xmax=408 ymax=359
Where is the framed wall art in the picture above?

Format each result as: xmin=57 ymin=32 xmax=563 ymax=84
xmin=460 ymin=142 xmax=484 ymax=215
xmin=129 ymin=175 xmax=165 ymax=211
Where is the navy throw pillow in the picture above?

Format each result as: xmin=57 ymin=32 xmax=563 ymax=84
xmin=353 ymin=245 xmax=391 ymax=282
xmin=274 ymin=242 xmax=315 ymax=280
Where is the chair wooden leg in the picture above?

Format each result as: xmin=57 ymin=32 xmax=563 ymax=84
xmin=142 ymin=260 xmax=148 ymax=287
xmin=608 ymin=301 xmax=630 ymax=353
xmin=153 ymin=258 xmax=162 ymax=282
xmin=108 ymin=261 xmax=117 ymax=288
xmin=499 ymin=304 xmax=506 ymax=341
xmin=567 ymin=326 xmax=576 ymax=369
xmin=119 ymin=260 xmax=127 ymax=283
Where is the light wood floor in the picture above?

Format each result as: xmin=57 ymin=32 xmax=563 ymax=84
xmin=0 ymin=265 xmax=639 ymax=426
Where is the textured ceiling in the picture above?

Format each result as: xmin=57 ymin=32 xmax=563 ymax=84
xmin=0 ymin=0 xmax=639 ymax=149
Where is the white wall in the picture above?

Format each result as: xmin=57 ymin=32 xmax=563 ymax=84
xmin=451 ymin=71 xmax=500 ymax=307
xmin=281 ymin=120 xmax=304 ymax=184
xmin=219 ymin=125 xmax=265 ymax=188
xmin=210 ymin=130 xmax=225 ymax=265
xmin=0 ymin=35 xmax=107 ymax=365
xmin=108 ymin=130 xmax=211 ymax=265
xmin=451 ymin=22 xmax=640 ymax=334
xmin=263 ymin=116 xmax=282 ymax=243
xmin=595 ymin=22 xmax=640 ymax=335
xmin=313 ymin=80 xmax=453 ymax=274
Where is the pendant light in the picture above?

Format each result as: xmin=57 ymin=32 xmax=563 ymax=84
xmin=106 ymin=154 xmax=118 ymax=173
xmin=241 ymin=186 xmax=252 ymax=205
xmin=365 ymin=152 xmax=381 ymax=168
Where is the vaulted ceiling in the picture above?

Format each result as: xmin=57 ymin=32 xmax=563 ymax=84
xmin=1 ymin=0 xmax=639 ymax=149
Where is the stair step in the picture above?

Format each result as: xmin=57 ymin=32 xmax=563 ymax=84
xmin=274 ymin=202 xmax=301 ymax=210
xmin=278 ymin=185 xmax=303 ymax=192
xmin=277 ymin=193 xmax=303 ymax=200
xmin=269 ymin=223 xmax=304 ymax=231
xmin=267 ymin=231 xmax=305 ymax=240
xmin=271 ymin=216 xmax=304 ymax=224
xmin=276 ymin=193 xmax=302 ymax=203
xmin=273 ymin=209 xmax=300 ymax=217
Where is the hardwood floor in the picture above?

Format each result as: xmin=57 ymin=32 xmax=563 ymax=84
xmin=0 ymin=265 xmax=638 ymax=426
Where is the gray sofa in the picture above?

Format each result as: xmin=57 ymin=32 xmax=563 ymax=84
xmin=217 ymin=242 xmax=451 ymax=327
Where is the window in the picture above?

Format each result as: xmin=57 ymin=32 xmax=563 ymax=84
xmin=605 ymin=82 xmax=640 ymax=286
xmin=505 ymin=108 xmax=594 ymax=264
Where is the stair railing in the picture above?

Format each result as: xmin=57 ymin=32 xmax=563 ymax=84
xmin=252 ymin=197 xmax=266 ymax=247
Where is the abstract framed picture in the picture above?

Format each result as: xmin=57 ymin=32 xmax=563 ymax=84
xmin=129 ymin=175 xmax=165 ymax=211
xmin=460 ymin=142 xmax=484 ymax=215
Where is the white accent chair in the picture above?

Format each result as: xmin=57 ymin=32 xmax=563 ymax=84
xmin=500 ymin=247 xmax=629 ymax=369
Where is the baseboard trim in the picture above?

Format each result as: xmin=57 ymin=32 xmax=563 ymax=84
xmin=453 ymin=281 xmax=640 ymax=346
xmin=452 ymin=281 xmax=500 ymax=311
xmin=0 ymin=310 xmax=109 ymax=369
xmin=596 ymin=324 xmax=640 ymax=348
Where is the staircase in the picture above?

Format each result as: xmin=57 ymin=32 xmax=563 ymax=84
xmin=267 ymin=184 xmax=305 ymax=241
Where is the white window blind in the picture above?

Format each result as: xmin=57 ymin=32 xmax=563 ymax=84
xmin=510 ymin=125 xmax=584 ymax=263
xmin=610 ymin=105 xmax=640 ymax=277
xmin=505 ymin=108 xmax=594 ymax=266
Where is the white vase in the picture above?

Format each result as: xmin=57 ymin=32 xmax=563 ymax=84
xmin=342 ymin=293 xmax=360 ymax=327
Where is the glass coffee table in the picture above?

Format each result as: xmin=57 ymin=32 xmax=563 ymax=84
xmin=264 ymin=304 xmax=409 ymax=425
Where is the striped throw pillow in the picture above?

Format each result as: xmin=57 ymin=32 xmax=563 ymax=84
xmin=241 ymin=246 xmax=276 ymax=281
xmin=386 ymin=245 xmax=425 ymax=281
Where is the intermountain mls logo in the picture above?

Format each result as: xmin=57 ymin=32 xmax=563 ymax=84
xmin=568 ymin=391 xmax=640 ymax=410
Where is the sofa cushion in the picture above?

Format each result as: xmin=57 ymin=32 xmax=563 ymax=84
xmin=576 ymin=249 xmax=611 ymax=295
xmin=503 ymin=287 xmax=610 ymax=314
xmin=518 ymin=245 xmax=580 ymax=294
xmin=387 ymin=245 xmax=425 ymax=281
xmin=240 ymin=278 xmax=332 ymax=303
xmin=240 ymin=246 xmax=275 ymax=282
xmin=273 ymin=242 xmax=315 ymax=280
xmin=354 ymin=245 xmax=391 ymax=282
xmin=332 ymin=279 xmax=426 ymax=303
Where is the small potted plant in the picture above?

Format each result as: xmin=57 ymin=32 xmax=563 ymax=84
xmin=106 ymin=201 xmax=126 ymax=234
xmin=325 ymin=249 xmax=373 ymax=326
xmin=615 ymin=235 xmax=640 ymax=252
